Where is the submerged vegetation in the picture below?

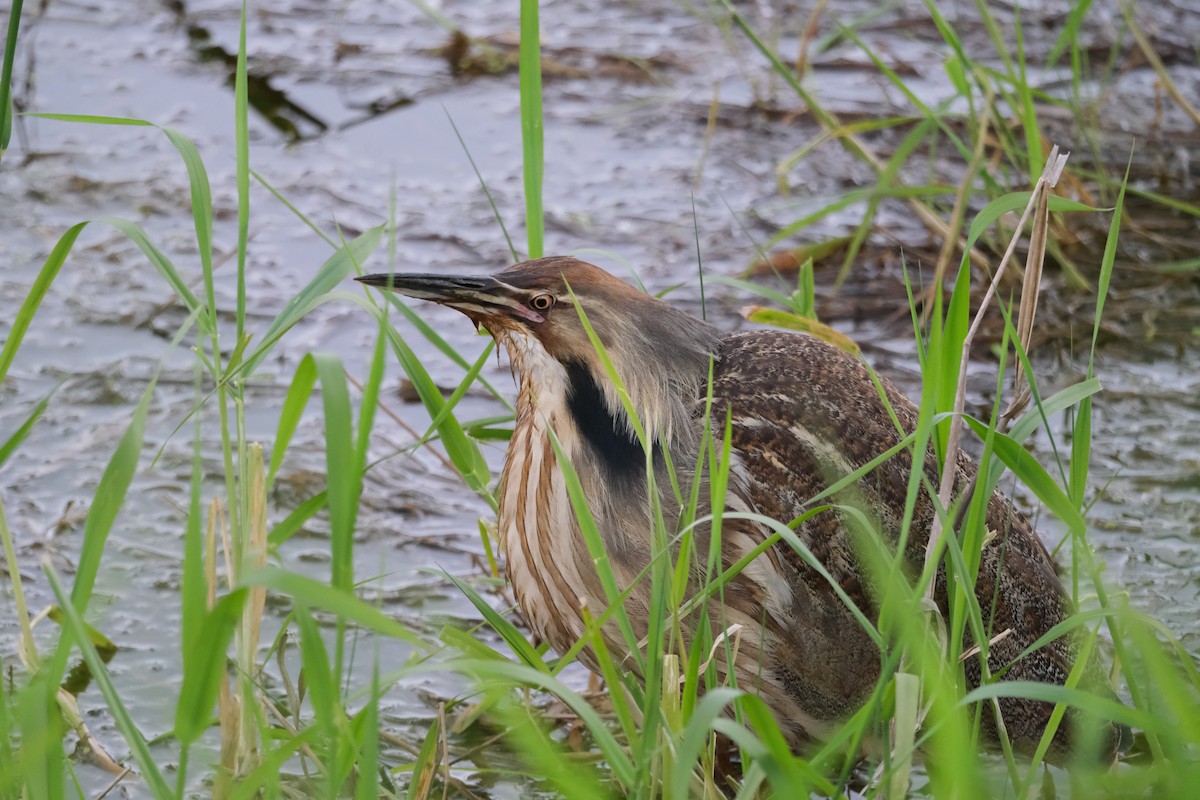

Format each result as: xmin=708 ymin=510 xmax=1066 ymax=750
xmin=2 ymin=0 xmax=1199 ymax=798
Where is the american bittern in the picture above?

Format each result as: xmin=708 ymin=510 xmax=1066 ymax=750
xmin=358 ymin=256 xmax=1119 ymax=762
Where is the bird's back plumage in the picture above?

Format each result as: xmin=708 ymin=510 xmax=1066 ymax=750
xmin=708 ymin=330 xmax=1102 ymax=756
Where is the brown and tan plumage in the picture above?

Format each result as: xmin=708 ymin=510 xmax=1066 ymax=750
xmin=358 ymin=256 xmax=1119 ymax=762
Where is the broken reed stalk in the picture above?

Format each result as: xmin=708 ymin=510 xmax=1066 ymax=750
xmin=210 ymin=444 xmax=269 ymax=796
xmin=237 ymin=444 xmax=269 ymax=773
xmin=208 ymin=497 xmax=239 ymax=800
xmin=884 ymin=148 xmax=1066 ymax=797
xmin=1005 ymin=163 xmax=1052 ymax=422
xmin=921 ymin=145 xmax=1068 ymax=602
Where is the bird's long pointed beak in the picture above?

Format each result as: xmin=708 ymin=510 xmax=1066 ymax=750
xmin=356 ymin=272 xmax=498 ymax=300
xmin=355 ymin=272 xmax=545 ymax=324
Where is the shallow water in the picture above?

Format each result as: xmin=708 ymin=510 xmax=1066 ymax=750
xmin=1 ymin=0 xmax=1198 ymax=795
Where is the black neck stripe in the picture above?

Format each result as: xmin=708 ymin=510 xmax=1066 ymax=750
xmin=563 ymin=360 xmax=644 ymax=483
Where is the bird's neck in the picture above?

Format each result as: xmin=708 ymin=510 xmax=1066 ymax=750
xmin=496 ymin=330 xmax=668 ymax=548
xmin=493 ymin=326 xmax=716 ymax=653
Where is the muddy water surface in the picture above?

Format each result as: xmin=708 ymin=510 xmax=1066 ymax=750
xmin=2 ymin=0 xmax=1198 ymax=795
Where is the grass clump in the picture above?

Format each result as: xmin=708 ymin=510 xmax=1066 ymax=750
xmin=1 ymin=1 xmax=1198 ymax=799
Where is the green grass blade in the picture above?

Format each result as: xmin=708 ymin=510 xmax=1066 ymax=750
xmin=1074 ymin=168 xmax=1126 ymax=504
xmin=239 ymin=565 xmax=426 ymax=646
xmin=0 ymin=383 xmax=58 ymax=467
xmin=708 ymin=715 xmax=811 ymax=798
xmin=455 ymin=658 xmax=636 ymax=788
xmin=225 ymin=729 xmax=319 ymax=800
xmin=15 ymin=672 xmax=66 ymax=799
xmin=24 ymin=112 xmax=153 ymax=126
xmin=668 ymin=688 xmax=742 ymax=800
xmin=1 ymin=495 xmax=39 ymax=673
xmin=251 ymin=167 xmax=337 ymax=247
xmin=1046 ymin=0 xmax=1095 ymax=68
xmin=309 ymin=353 xmax=359 ymax=593
xmin=708 ymin=273 xmax=796 ymax=308
xmin=479 ymin=690 xmax=610 ymax=799
xmin=963 ymin=194 xmax=1097 ymax=255
xmin=234 ymin=0 xmax=250 ymax=341
xmin=0 ymin=677 xmax=11 ymax=789
xmin=935 ymin=262 xmax=971 ymax=459
xmin=294 ymin=607 xmax=340 ymax=754
xmin=1 ymin=84 xmax=10 ymax=157
xmin=174 ymin=589 xmax=248 ymax=745
xmin=963 ymin=416 xmax=1086 ymax=536
xmin=545 ymin=428 xmax=642 ymax=664
xmin=0 ymin=0 xmax=23 ymax=158
xmin=992 ymin=608 xmax=1116 ymax=680
xmin=355 ymin=328 xmax=389 ymax=473
xmin=443 ymin=571 xmax=550 ymax=673
xmin=159 ymin=126 xmax=216 ymax=321
xmin=266 ymin=356 xmax=318 ymax=488
xmin=267 ymin=490 xmax=328 ymax=547
xmin=742 ymin=695 xmax=838 ymax=796
xmin=177 ymin=364 xmax=206 ymax=764
xmin=98 ymin=217 xmax=204 ymax=315
xmin=961 ymin=682 xmax=1158 ymax=732
xmin=45 ymin=564 xmax=176 ymax=798
xmin=241 ymin=226 xmax=383 ymax=376
xmin=518 ymin=0 xmax=544 ymax=258
xmin=352 ymin=659 xmax=382 ymax=800
xmin=378 ymin=291 xmax=513 ymax=409
xmin=373 ymin=314 xmax=491 ymax=497
xmin=405 ymin=711 xmax=442 ymax=800
xmin=0 ymin=222 xmax=86 ymax=386
xmin=445 ymin=108 xmax=519 ymax=262
xmin=439 ymin=623 xmax=511 ymax=662
xmin=1006 ymin=377 xmax=1101 ymax=444
xmin=416 ymin=339 xmax=496 ymax=449
xmin=70 ymin=373 xmax=158 ymax=612
xmin=839 ymin=116 xmax=938 ymax=282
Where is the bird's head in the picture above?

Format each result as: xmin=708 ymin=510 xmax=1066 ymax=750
xmin=357 ymin=256 xmax=722 ymax=447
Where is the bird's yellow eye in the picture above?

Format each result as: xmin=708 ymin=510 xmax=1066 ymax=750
xmin=529 ymin=293 xmax=555 ymax=311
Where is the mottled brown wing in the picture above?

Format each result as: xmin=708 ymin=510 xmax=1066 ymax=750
xmin=708 ymin=329 xmax=1115 ymax=760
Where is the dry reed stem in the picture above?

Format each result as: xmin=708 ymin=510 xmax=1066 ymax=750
xmin=213 ymin=680 xmax=240 ymax=800
xmin=959 ymin=627 xmax=1014 ymax=663
xmin=1122 ymin=3 xmax=1200 ymax=128
xmin=694 ymin=83 xmax=721 ymax=185
xmin=57 ymin=688 xmax=125 ymax=775
xmin=236 ymin=443 xmax=269 ymax=774
xmin=241 ymin=443 xmax=268 ymax=671
xmin=921 ymin=145 xmax=1068 ymax=602
xmin=94 ymin=766 xmax=133 ymax=800
xmin=794 ymin=0 xmax=829 ymax=77
xmin=261 ymin=697 xmax=325 ymax=770
xmin=1004 ymin=171 xmax=1051 ymax=422
xmin=208 ymin=497 xmax=239 ymax=800
xmin=206 ymin=498 xmax=221 ymax=609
